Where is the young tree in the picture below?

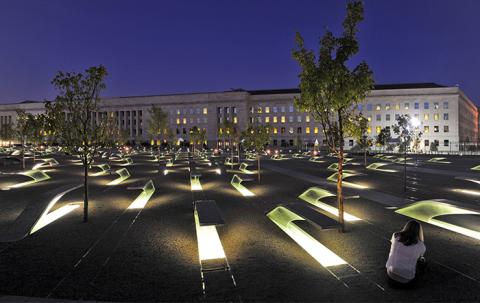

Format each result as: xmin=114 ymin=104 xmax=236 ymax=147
xmin=48 ymin=65 xmax=109 ymax=223
xmin=376 ymin=127 xmax=392 ymax=152
xmin=14 ymin=109 xmax=32 ymax=170
xmin=222 ymin=120 xmax=236 ymax=168
xmin=147 ymin=105 xmax=168 ymax=170
xmin=28 ymin=113 xmax=47 ymax=163
xmin=292 ymin=0 xmax=374 ymax=230
xmin=346 ymin=114 xmax=370 ymax=167
xmin=0 ymin=122 xmax=14 ymax=147
xmin=392 ymin=114 xmax=422 ymax=192
xmin=189 ymin=126 xmax=200 ymax=152
xmin=241 ymin=124 xmax=270 ymax=181
xmin=166 ymin=128 xmax=176 ymax=149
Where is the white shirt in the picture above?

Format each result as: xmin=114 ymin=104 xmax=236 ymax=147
xmin=386 ymin=234 xmax=426 ymax=282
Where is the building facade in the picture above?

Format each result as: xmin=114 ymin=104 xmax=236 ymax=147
xmin=0 ymin=83 xmax=477 ymax=152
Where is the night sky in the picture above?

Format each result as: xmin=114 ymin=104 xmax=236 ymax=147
xmin=0 ymin=0 xmax=479 ymax=104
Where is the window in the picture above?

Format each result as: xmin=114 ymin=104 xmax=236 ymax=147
xmin=273 ymin=127 xmax=278 ymax=134
xmin=349 ymin=140 xmax=354 ymax=146
xmin=444 ymin=140 xmax=449 ymax=147
xmin=444 ymin=125 xmax=449 ymax=132
xmin=395 ymin=104 xmax=400 ymax=110
xmin=289 ymin=105 xmax=294 ymax=112
xmin=265 ymin=117 xmax=270 ymax=123
xmin=197 ymin=118 xmax=201 ymax=124
xmin=297 ymin=127 xmax=302 ymax=134
xmin=196 ymin=108 xmax=201 ymax=114
xmin=289 ymin=116 xmax=294 ymax=123
xmin=376 ymin=114 xmax=381 ymax=121
xmin=386 ymin=114 xmax=391 ymax=121
xmin=404 ymin=103 xmax=409 ymax=110
xmin=273 ymin=116 xmax=278 ymax=123
xmin=434 ymin=126 xmax=439 ymax=133
xmin=183 ymin=118 xmax=187 ymax=124
xmin=425 ymin=139 xmax=429 ymax=147
xmin=306 ymin=115 xmax=310 ymax=123
xmin=281 ymin=116 xmax=286 ymax=123
xmin=306 ymin=127 xmax=310 ymax=134
xmin=424 ymin=126 xmax=429 ymax=133
xmin=203 ymin=107 xmax=208 ymax=115
xmin=182 ymin=128 xmax=186 ymax=134
xmin=289 ymin=127 xmax=294 ymax=134
xmin=281 ymin=106 xmax=285 ymax=112
xmin=189 ymin=108 xmax=193 ymax=115
xmin=176 ymin=109 xmax=180 ymax=115
xmin=189 ymin=118 xmax=193 ymax=123
xmin=367 ymin=115 xmax=372 ymax=122
xmin=233 ymin=107 xmax=237 ymax=114
xmin=281 ymin=127 xmax=285 ymax=134
xmin=443 ymin=113 xmax=449 ymax=120
xmin=424 ymin=102 xmax=429 ymax=109
xmin=367 ymin=104 xmax=373 ymax=111
xmin=314 ymin=127 xmax=319 ymax=134
xmin=414 ymin=102 xmax=419 ymax=109
xmin=257 ymin=107 xmax=262 ymax=114
xmin=176 ymin=118 xmax=180 ymax=124
xmin=367 ymin=127 xmax=372 ymax=134
xmin=297 ymin=116 xmax=302 ymax=122
xmin=424 ymin=114 xmax=429 ymax=121
xmin=265 ymin=106 xmax=270 ymax=113
xmin=434 ymin=102 xmax=439 ymax=109
xmin=376 ymin=126 xmax=381 ymax=134
xmin=395 ymin=114 xmax=400 ymax=121
xmin=233 ymin=117 xmax=238 ymax=124
xmin=358 ymin=104 xmax=363 ymax=111
xmin=385 ymin=103 xmax=391 ymax=110
xmin=273 ymin=106 xmax=278 ymax=113
xmin=443 ymin=101 xmax=449 ymax=109
xmin=375 ymin=104 xmax=381 ymax=111
xmin=176 ymin=128 xmax=180 ymax=134
xmin=434 ymin=113 xmax=439 ymax=121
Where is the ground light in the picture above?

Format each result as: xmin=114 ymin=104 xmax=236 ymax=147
xmin=107 ymin=168 xmax=131 ymax=186
xmin=366 ymin=162 xmax=397 ymax=173
xmin=190 ymin=173 xmax=203 ymax=191
xmin=326 ymin=171 xmax=368 ymax=189
xmin=298 ymin=187 xmax=361 ymax=222
xmin=91 ymin=164 xmax=111 ymax=176
xmin=127 ymin=180 xmax=155 ymax=209
xmin=8 ymin=170 xmax=51 ymax=189
xmin=194 ymin=211 xmax=226 ymax=261
xmin=427 ymin=157 xmax=451 ymax=164
xmin=230 ymin=174 xmax=254 ymax=196
xmin=453 ymin=189 xmax=480 ymax=196
xmin=470 ymin=165 xmax=480 ymax=171
xmin=396 ymin=200 xmax=480 ymax=240
xmin=239 ymin=162 xmax=256 ymax=175
xmin=267 ymin=206 xmax=346 ymax=267
xmin=30 ymin=184 xmax=82 ymax=234
xmin=32 ymin=158 xmax=59 ymax=170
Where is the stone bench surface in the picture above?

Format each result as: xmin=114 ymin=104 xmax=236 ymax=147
xmin=286 ymin=203 xmax=340 ymax=230
xmin=195 ymin=200 xmax=224 ymax=226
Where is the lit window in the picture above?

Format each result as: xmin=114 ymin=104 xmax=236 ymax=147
xmin=183 ymin=118 xmax=187 ymax=124
xmin=203 ymin=107 xmax=208 ymax=115
xmin=306 ymin=127 xmax=310 ymax=134
xmin=444 ymin=125 xmax=449 ymax=132
xmin=404 ymin=103 xmax=409 ymax=110
xmin=443 ymin=113 xmax=449 ymax=120
xmin=265 ymin=117 xmax=270 ymax=123
xmin=233 ymin=117 xmax=238 ymax=124
xmin=375 ymin=104 xmax=381 ymax=110
xmin=367 ymin=127 xmax=372 ymax=134
xmin=306 ymin=115 xmax=310 ymax=122
xmin=367 ymin=116 xmax=372 ymax=122
xmin=177 ymin=109 xmax=180 ymax=115
xmin=376 ymin=126 xmax=381 ymax=134
xmin=424 ymin=126 xmax=429 ymax=133
xmin=314 ymin=127 xmax=318 ymax=134
xmin=424 ymin=114 xmax=429 ymax=121
xmin=385 ymin=104 xmax=390 ymax=110
xmin=434 ymin=113 xmax=439 ymax=121
xmin=265 ymin=107 xmax=270 ymax=113
xmin=257 ymin=107 xmax=262 ymax=114
xmin=395 ymin=104 xmax=400 ymax=110
xmin=273 ymin=127 xmax=278 ymax=134
xmin=273 ymin=116 xmax=278 ymax=123
xmin=281 ymin=116 xmax=286 ymax=123
xmin=176 ymin=118 xmax=180 ymax=124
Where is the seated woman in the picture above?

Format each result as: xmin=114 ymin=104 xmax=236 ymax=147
xmin=386 ymin=220 xmax=426 ymax=286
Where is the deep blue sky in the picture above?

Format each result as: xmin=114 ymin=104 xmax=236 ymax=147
xmin=0 ymin=0 xmax=479 ymax=104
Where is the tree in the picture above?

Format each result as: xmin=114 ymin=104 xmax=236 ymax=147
xmin=47 ymin=65 xmax=109 ymax=223
xmin=346 ymin=114 xmax=370 ymax=167
xmin=241 ymin=124 xmax=270 ymax=181
xmin=0 ymin=122 xmax=14 ymax=147
xmin=189 ymin=126 xmax=200 ymax=152
xmin=222 ymin=120 xmax=236 ymax=168
xmin=166 ymin=128 xmax=176 ymax=149
xmin=292 ymin=0 xmax=374 ymax=231
xmin=14 ymin=109 xmax=32 ymax=170
xmin=28 ymin=113 xmax=47 ymax=163
xmin=376 ymin=127 xmax=391 ymax=152
xmin=392 ymin=114 xmax=422 ymax=192
xmin=147 ymin=105 xmax=168 ymax=168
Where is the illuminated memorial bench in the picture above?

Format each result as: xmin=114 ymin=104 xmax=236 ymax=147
xmin=245 ymin=154 xmax=257 ymax=161
xmin=194 ymin=200 xmax=236 ymax=293
xmin=396 ymin=200 xmax=480 ymax=240
xmin=427 ymin=157 xmax=451 ymax=164
xmin=271 ymin=154 xmax=288 ymax=160
xmin=224 ymin=157 xmax=240 ymax=166
xmin=107 ymin=168 xmax=131 ymax=186
xmin=230 ymin=174 xmax=254 ymax=196
xmin=327 ymin=162 xmax=353 ymax=171
xmin=366 ymin=162 xmax=396 ymax=173
xmin=327 ymin=171 xmax=366 ymax=189
xmin=309 ymin=156 xmax=324 ymax=163
xmin=471 ymin=165 xmax=480 ymax=171
xmin=91 ymin=164 xmax=111 ymax=176
xmin=267 ymin=204 xmax=346 ymax=267
xmin=239 ymin=162 xmax=256 ymax=175
xmin=191 ymin=172 xmax=203 ymax=191
xmin=32 ymin=158 xmax=59 ymax=170
xmin=7 ymin=170 xmax=51 ymax=189
xmin=120 ymin=157 xmax=133 ymax=166
xmin=127 ymin=180 xmax=155 ymax=209
xmin=298 ymin=187 xmax=361 ymax=222
xmin=292 ymin=153 xmax=306 ymax=159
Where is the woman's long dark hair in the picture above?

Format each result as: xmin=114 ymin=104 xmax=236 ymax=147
xmin=395 ymin=220 xmax=421 ymax=246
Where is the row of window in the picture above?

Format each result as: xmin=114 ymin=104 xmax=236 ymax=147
xmin=0 ymin=116 xmax=12 ymax=125
xmin=251 ymin=105 xmax=296 ymax=114
xmin=369 ymin=113 xmax=449 ymax=122
xmin=361 ymin=101 xmax=449 ymax=111
xmin=249 ymin=115 xmax=312 ymax=124
xmin=175 ymin=117 xmax=208 ymax=125
xmin=173 ymin=108 xmax=208 ymax=115
xmin=368 ymin=125 xmax=450 ymax=134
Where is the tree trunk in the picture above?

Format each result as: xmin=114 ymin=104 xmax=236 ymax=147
xmin=364 ymin=149 xmax=367 ymax=167
xmin=22 ymin=139 xmax=25 ymax=170
xmin=231 ymin=138 xmax=234 ymax=169
xmin=157 ymin=144 xmax=161 ymax=175
xmin=257 ymin=154 xmax=261 ymax=182
xmin=83 ymin=159 xmax=89 ymax=223
xmin=337 ymin=113 xmax=345 ymax=232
